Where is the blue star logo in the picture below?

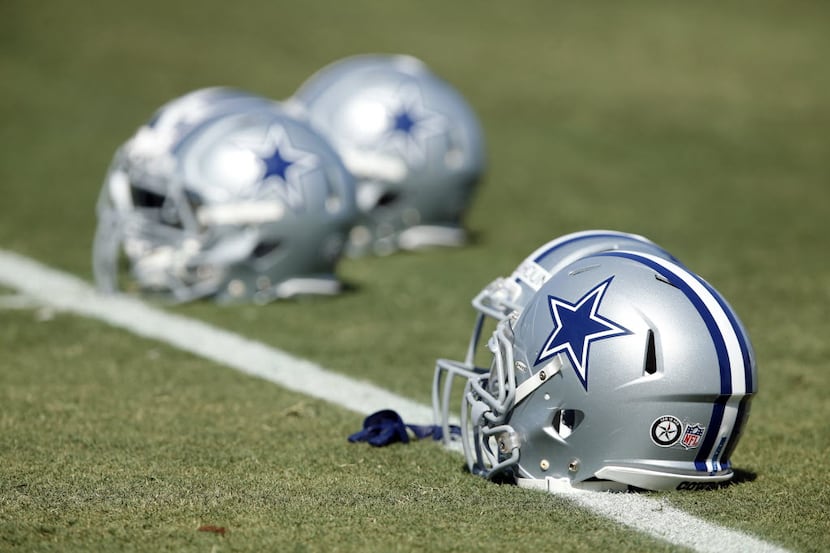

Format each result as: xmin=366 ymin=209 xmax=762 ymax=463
xmin=261 ymin=147 xmax=294 ymax=181
xmin=534 ymin=277 xmax=631 ymax=391
xmin=378 ymin=83 xmax=446 ymax=164
xmin=391 ymin=109 xmax=418 ymax=135
xmin=249 ymin=125 xmax=318 ymax=210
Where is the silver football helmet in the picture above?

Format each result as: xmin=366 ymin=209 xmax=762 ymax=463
xmin=433 ymin=231 xmax=680 ymax=436
xmin=289 ymin=54 xmax=486 ymax=256
xmin=437 ymin=251 xmax=757 ymax=491
xmin=93 ymin=103 xmax=357 ymax=303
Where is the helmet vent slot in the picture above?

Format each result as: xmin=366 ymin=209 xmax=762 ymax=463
xmin=644 ymin=329 xmax=658 ymax=375
xmin=568 ymin=264 xmax=601 ymax=277
xmin=376 ymin=191 xmax=400 ymax=208
xmin=655 ymin=273 xmax=679 ymax=289
xmin=252 ymin=240 xmax=282 ymax=258
xmin=552 ymin=409 xmax=583 ymax=439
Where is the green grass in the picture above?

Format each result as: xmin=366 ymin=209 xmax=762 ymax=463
xmin=1 ymin=0 xmax=829 ymax=551
xmin=0 ymin=309 xmax=678 ymax=553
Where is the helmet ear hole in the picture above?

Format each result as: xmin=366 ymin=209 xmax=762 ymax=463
xmin=552 ymin=409 xmax=584 ymax=439
xmin=131 ymin=186 xmax=166 ymax=209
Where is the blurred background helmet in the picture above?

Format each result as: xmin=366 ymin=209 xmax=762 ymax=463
xmin=93 ymin=94 xmax=357 ymax=303
xmin=289 ymin=54 xmax=486 ymax=256
xmin=437 ymin=251 xmax=757 ymax=491
xmin=433 ymin=230 xmax=681 ymax=431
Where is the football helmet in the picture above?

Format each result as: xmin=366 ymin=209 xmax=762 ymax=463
xmin=436 ymin=251 xmax=757 ymax=491
xmin=433 ymin=231 xmax=681 ymax=437
xmin=289 ymin=54 xmax=486 ymax=256
xmin=93 ymin=103 xmax=358 ymax=303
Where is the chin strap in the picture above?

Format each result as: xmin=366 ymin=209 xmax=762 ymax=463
xmin=348 ymin=409 xmax=461 ymax=447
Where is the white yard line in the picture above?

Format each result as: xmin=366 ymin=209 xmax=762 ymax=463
xmin=555 ymin=485 xmax=786 ymax=553
xmin=0 ymin=249 xmax=790 ymax=553
xmin=0 ymin=250 xmax=431 ymax=423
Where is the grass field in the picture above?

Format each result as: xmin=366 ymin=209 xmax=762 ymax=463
xmin=1 ymin=1 xmax=829 ymax=551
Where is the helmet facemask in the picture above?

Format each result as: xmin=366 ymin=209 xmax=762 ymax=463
xmin=460 ymin=318 xmax=522 ymax=478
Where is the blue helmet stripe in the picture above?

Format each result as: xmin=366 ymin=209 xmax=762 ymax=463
xmin=597 ymin=251 xmax=735 ymax=471
xmin=698 ymin=396 xmax=728 ymax=472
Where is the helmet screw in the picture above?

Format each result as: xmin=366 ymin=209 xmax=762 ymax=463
xmin=568 ymin=458 xmax=580 ymax=473
xmin=539 ymin=370 xmax=547 ymax=381
xmin=228 ymin=279 xmax=246 ymax=298
xmin=540 ymin=459 xmax=550 ymax=471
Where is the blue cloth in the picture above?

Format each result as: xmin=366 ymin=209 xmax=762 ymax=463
xmin=348 ymin=409 xmax=461 ymax=447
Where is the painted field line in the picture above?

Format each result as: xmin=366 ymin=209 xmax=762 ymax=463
xmin=0 ymin=249 xmax=790 ymax=553
xmin=0 ymin=250 xmax=431 ymax=423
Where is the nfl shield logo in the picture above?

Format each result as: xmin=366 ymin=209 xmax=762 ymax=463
xmin=681 ymin=423 xmax=705 ymax=449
